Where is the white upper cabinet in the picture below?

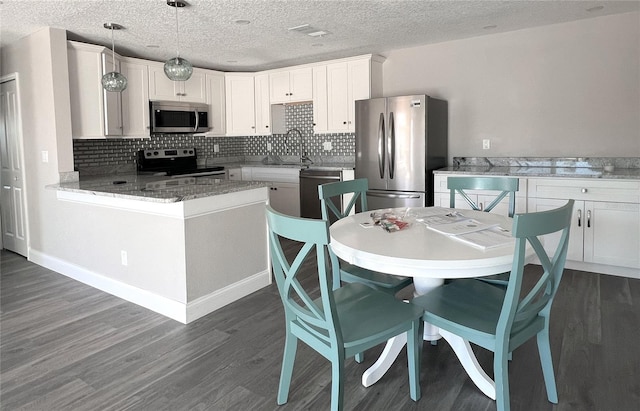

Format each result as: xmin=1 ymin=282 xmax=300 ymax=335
xmin=67 ymin=41 xmax=123 ymax=139
xmin=269 ymin=67 xmax=313 ymax=104
xmin=120 ymin=57 xmax=150 ymax=138
xmin=225 ymin=73 xmax=257 ymax=136
xmin=148 ymin=63 xmax=207 ymax=103
xmin=254 ymin=73 xmax=272 ymax=135
xmin=204 ymin=70 xmax=226 ymax=136
xmin=324 ymin=55 xmax=384 ymax=133
xmin=312 ymin=65 xmax=328 ymax=134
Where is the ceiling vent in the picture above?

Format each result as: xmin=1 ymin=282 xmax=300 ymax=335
xmin=288 ymin=24 xmax=331 ymax=37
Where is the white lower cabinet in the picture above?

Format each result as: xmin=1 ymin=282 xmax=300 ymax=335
xmin=239 ymin=167 xmax=300 ymax=216
xmin=227 ymin=168 xmax=242 ymax=181
xmin=527 ymin=178 xmax=640 ymax=272
xmin=434 ymin=173 xmax=640 ymax=276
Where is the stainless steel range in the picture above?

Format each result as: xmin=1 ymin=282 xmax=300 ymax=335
xmin=137 ymin=148 xmax=225 ymax=177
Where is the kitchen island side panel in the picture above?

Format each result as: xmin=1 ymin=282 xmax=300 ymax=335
xmin=184 ymin=202 xmax=269 ymax=301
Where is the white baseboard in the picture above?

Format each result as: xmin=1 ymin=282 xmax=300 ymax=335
xmin=28 ymin=249 xmax=271 ymax=324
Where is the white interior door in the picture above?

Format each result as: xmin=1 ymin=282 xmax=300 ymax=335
xmin=0 ymin=79 xmax=28 ymax=256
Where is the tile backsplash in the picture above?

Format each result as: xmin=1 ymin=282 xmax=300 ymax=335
xmin=73 ymin=103 xmax=354 ymax=172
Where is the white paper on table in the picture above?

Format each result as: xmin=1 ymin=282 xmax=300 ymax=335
xmin=452 ymin=226 xmax=516 ymax=250
xmin=427 ymin=219 xmax=499 ymax=236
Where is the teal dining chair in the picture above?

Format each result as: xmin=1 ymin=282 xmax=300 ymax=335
xmin=266 ymin=205 xmax=424 ymax=411
xmin=318 ymin=178 xmax=413 ymax=295
xmin=448 ymin=176 xmax=520 ymax=217
xmin=448 ymin=176 xmax=520 ymax=286
xmin=413 ymin=200 xmax=574 ymax=411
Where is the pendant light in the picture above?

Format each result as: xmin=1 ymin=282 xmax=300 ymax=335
xmin=164 ymin=0 xmax=193 ymax=81
xmin=101 ymin=23 xmax=128 ymax=92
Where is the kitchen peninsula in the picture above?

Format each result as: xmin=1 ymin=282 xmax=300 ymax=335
xmin=48 ymin=174 xmax=270 ymax=324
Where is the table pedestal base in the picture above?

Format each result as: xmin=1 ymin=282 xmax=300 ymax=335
xmin=361 ymin=277 xmax=497 ymax=400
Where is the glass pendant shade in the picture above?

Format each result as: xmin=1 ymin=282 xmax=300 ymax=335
xmin=164 ymin=57 xmax=193 ymax=81
xmin=102 ymin=71 xmax=128 ymax=92
xmin=165 ymin=0 xmax=193 ymax=81
xmin=102 ymin=23 xmax=127 ymax=92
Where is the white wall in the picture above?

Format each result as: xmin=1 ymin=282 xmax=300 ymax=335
xmin=1 ymin=27 xmax=74 ymax=255
xmin=382 ymin=12 xmax=640 ymax=161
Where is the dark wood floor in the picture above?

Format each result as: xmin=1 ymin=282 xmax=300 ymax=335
xmin=1 ymin=248 xmax=639 ymax=410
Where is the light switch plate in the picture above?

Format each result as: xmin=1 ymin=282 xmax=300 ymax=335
xmin=41 ymin=150 xmax=49 ymax=163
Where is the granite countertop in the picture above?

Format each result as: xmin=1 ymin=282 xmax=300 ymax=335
xmin=435 ymin=157 xmax=640 ymax=180
xmin=50 ymin=174 xmax=268 ymax=203
xmin=434 ymin=166 xmax=640 ymax=179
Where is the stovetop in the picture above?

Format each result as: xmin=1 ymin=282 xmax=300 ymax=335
xmin=136 ymin=148 xmax=224 ymax=176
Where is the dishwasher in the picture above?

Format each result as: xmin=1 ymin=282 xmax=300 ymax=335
xmin=299 ymin=168 xmax=342 ymax=224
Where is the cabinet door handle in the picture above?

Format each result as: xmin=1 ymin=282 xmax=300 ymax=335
xmin=587 ymin=209 xmax=591 ymax=228
xmin=577 ymin=209 xmax=582 ymax=227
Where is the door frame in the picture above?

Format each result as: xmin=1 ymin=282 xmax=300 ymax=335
xmin=1 ymin=73 xmax=30 ymax=256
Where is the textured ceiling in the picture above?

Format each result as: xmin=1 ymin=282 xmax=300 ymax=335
xmin=1 ymin=0 xmax=638 ymax=72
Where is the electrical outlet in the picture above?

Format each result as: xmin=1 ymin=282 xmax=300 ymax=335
xmin=213 ymin=144 xmax=220 ymax=153
xmin=323 ymin=141 xmax=333 ymax=151
xmin=482 ymin=139 xmax=491 ymax=150
xmin=121 ymin=250 xmax=128 ymax=266
xmin=41 ymin=150 xmax=49 ymax=163
xmin=266 ymin=142 xmax=272 ymax=151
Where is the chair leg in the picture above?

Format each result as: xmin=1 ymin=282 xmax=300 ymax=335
xmin=536 ymin=329 xmax=559 ymax=403
xmin=355 ymin=352 xmax=364 ymax=363
xmin=277 ymin=333 xmax=298 ymax=405
xmin=494 ymin=347 xmax=511 ymax=411
xmin=330 ymin=352 xmax=346 ymax=411
xmin=407 ymin=319 xmax=424 ymax=401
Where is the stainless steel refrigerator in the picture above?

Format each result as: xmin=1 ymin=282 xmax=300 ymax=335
xmin=355 ymin=95 xmax=447 ymax=210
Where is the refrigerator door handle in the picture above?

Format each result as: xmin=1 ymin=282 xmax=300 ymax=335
xmin=377 ymin=113 xmax=385 ymax=179
xmin=388 ymin=111 xmax=395 ymax=179
xmin=367 ymin=192 xmax=422 ymax=199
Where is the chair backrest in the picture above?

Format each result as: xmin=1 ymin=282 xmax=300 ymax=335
xmin=266 ymin=205 xmax=343 ymax=349
xmin=499 ymin=200 xmax=574 ymax=341
xmin=448 ymin=176 xmax=520 ymax=217
xmin=318 ymin=178 xmax=369 ymax=221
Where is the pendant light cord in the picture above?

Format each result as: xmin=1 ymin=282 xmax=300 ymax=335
xmin=110 ymin=27 xmax=116 ymax=71
xmin=174 ymin=3 xmax=180 ymax=58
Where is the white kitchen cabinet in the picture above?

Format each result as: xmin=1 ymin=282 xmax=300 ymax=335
xmin=148 ymin=63 xmax=207 ymax=103
xmin=67 ymin=41 xmax=123 ymax=139
xmin=527 ymin=178 xmax=640 ymax=272
xmin=227 ymin=167 xmax=242 ymax=180
xmin=241 ymin=167 xmax=300 ymax=216
xmin=312 ymin=65 xmax=328 ymax=134
xmin=254 ymin=74 xmax=272 ymax=135
xmin=225 ymin=73 xmax=257 ymax=136
xmin=204 ymin=70 xmax=226 ymax=136
xmin=119 ymin=57 xmax=150 ymax=138
xmin=269 ymin=67 xmax=313 ymax=104
xmin=433 ymin=174 xmax=528 ymax=216
xmin=325 ymin=56 xmax=383 ymax=133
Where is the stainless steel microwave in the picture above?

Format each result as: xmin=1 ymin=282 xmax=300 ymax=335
xmin=150 ymin=101 xmax=210 ymax=133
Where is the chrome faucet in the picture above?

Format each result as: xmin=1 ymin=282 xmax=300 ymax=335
xmin=286 ymin=128 xmax=313 ymax=164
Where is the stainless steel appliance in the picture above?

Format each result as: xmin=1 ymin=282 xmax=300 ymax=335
xmin=150 ymin=101 xmax=210 ymax=134
xmin=355 ymin=95 xmax=447 ymax=209
xmin=136 ymin=148 xmax=225 ymax=177
xmin=299 ymin=168 xmax=342 ymax=224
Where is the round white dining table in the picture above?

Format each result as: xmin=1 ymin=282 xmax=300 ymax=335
xmin=329 ymin=207 xmax=532 ymax=400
